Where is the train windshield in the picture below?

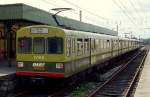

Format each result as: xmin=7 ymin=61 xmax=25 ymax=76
xmin=48 ymin=37 xmax=63 ymax=54
xmin=33 ymin=38 xmax=45 ymax=54
xmin=18 ymin=37 xmax=32 ymax=53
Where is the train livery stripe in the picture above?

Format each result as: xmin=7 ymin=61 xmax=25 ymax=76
xmin=16 ymin=71 xmax=64 ymax=78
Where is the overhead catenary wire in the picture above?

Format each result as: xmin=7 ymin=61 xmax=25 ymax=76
xmin=137 ymin=0 xmax=146 ymax=17
xmin=62 ymin=0 xmax=109 ymax=21
xmin=47 ymin=0 xmax=119 ymax=27
xmin=117 ymin=0 xmax=139 ymax=25
xmin=112 ymin=0 xmax=139 ymax=27
xmin=128 ymin=0 xmax=143 ymax=23
xmin=72 ymin=11 xmax=108 ymax=27
xmin=136 ymin=0 xmax=147 ymax=23
xmin=62 ymin=0 xmax=117 ymax=28
xmin=41 ymin=0 xmax=65 ymax=8
xmin=40 ymin=0 xmax=109 ymax=27
xmin=40 ymin=0 xmax=145 ymax=31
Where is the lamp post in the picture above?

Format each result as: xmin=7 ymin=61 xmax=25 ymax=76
xmin=79 ymin=10 xmax=82 ymax=22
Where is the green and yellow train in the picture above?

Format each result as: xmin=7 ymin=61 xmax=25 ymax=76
xmin=16 ymin=25 xmax=141 ymax=78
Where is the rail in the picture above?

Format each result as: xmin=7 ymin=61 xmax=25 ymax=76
xmin=87 ymin=49 xmax=147 ymax=97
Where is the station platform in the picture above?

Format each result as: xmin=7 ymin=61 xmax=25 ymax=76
xmin=134 ymin=50 xmax=150 ymax=97
xmin=0 ymin=60 xmax=16 ymax=79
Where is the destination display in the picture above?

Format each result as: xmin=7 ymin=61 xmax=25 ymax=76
xmin=31 ymin=28 xmax=48 ymax=33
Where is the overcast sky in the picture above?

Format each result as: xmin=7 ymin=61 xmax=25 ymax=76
xmin=0 ymin=0 xmax=150 ymax=39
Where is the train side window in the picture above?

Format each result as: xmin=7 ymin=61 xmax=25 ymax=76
xmin=99 ymin=39 xmax=101 ymax=49
xmin=84 ymin=39 xmax=88 ymax=53
xmin=101 ymin=39 xmax=104 ymax=49
xmin=77 ymin=42 xmax=80 ymax=55
xmin=72 ymin=38 xmax=75 ymax=54
xmin=91 ymin=39 xmax=95 ymax=51
xmin=102 ymin=40 xmax=103 ymax=49
xmin=48 ymin=37 xmax=63 ymax=54
xmin=77 ymin=39 xmax=83 ymax=56
xmin=113 ymin=40 xmax=116 ymax=49
xmin=104 ymin=40 xmax=106 ymax=48
xmin=122 ymin=40 xmax=124 ymax=49
xmin=102 ymin=40 xmax=105 ymax=49
xmin=95 ymin=39 xmax=99 ymax=51
xmin=91 ymin=39 xmax=93 ymax=50
xmin=119 ymin=40 xmax=121 ymax=48
xmin=87 ymin=39 xmax=90 ymax=51
xmin=94 ymin=39 xmax=96 ymax=49
xmin=116 ymin=40 xmax=118 ymax=49
xmin=107 ymin=40 xmax=110 ymax=49
xmin=105 ymin=40 xmax=106 ymax=48
xmin=66 ymin=38 xmax=71 ymax=56
xmin=104 ymin=40 xmax=106 ymax=49
xmin=18 ymin=37 xmax=32 ymax=53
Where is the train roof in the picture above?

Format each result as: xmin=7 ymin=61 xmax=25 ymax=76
xmin=63 ymin=28 xmax=119 ymax=39
xmin=119 ymin=37 xmax=140 ymax=41
xmin=17 ymin=25 xmax=140 ymax=42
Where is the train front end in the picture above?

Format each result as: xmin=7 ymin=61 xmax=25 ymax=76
xmin=16 ymin=25 xmax=66 ymax=78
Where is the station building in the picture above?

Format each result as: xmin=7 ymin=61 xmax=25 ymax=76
xmin=0 ymin=3 xmax=117 ymax=61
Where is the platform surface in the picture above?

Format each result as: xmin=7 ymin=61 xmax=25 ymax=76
xmin=134 ymin=51 xmax=150 ymax=97
xmin=0 ymin=60 xmax=16 ymax=78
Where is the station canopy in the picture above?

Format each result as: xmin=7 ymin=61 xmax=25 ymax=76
xmin=0 ymin=3 xmax=117 ymax=36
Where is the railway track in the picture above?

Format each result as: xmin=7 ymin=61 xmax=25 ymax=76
xmin=46 ymin=49 xmax=147 ymax=97
xmin=87 ymin=49 xmax=147 ymax=97
xmin=9 ymin=49 xmax=147 ymax=97
xmin=46 ymin=50 xmax=143 ymax=97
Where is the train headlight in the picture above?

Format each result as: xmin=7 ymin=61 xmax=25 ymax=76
xmin=56 ymin=63 xmax=64 ymax=69
xmin=17 ymin=62 xmax=24 ymax=68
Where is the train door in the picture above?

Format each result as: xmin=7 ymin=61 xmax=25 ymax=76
xmin=89 ymin=38 xmax=92 ymax=65
xmin=89 ymin=38 xmax=96 ymax=65
xmin=67 ymin=37 xmax=73 ymax=72
xmin=120 ymin=40 xmax=122 ymax=54
xmin=111 ymin=39 xmax=114 ymax=57
xmin=71 ymin=37 xmax=76 ymax=72
xmin=90 ymin=38 xmax=95 ymax=65
xmin=117 ymin=39 xmax=120 ymax=56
